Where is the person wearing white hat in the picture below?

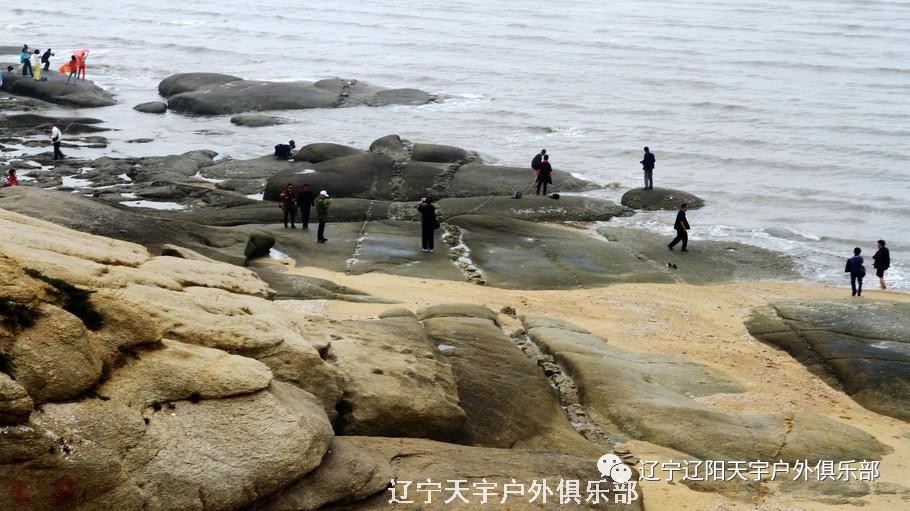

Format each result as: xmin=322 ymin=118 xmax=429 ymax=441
xmin=315 ymin=190 xmax=332 ymax=243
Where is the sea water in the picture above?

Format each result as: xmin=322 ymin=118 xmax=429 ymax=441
xmin=3 ymin=0 xmax=908 ymax=288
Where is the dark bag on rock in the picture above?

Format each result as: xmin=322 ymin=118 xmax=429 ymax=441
xmin=512 ymin=192 xmax=522 ymax=199
xmin=550 ymin=193 xmax=560 ymax=200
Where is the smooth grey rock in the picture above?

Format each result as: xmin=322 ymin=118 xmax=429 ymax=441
xmin=1 ymin=70 xmax=115 ymax=107
xmin=621 ymin=186 xmax=705 ymax=211
xmin=293 ymin=143 xmax=364 ymax=163
xmin=157 ymin=72 xmax=243 ymax=97
xmin=230 ymin=114 xmax=288 ymax=127
xmin=133 ymin=101 xmax=167 ymax=114
xmin=245 ymin=233 xmax=275 ymax=260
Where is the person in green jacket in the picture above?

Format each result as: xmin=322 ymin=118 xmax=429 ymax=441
xmin=315 ymin=190 xmax=332 ymax=243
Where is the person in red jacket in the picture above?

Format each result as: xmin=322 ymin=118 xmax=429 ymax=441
xmin=536 ymin=155 xmax=553 ymax=195
xmin=4 ymin=169 xmax=19 ymax=187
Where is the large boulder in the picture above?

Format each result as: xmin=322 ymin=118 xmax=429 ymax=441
xmin=746 ymin=300 xmax=910 ymax=422
xmin=523 ymin=316 xmax=890 ymax=462
xmin=620 ymin=187 xmax=705 ymax=211
xmin=293 ymin=143 xmax=364 ymax=163
xmin=133 ymin=101 xmax=167 ymax=114
xmin=160 ymin=73 xmax=435 ymax=115
xmin=421 ymin=307 xmax=599 ymax=456
xmin=327 ymin=315 xmax=467 ymax=440
xmin=410 ymin=143 xmax=477 ymax=163
xmin=1 ymin=71 xmax=115 ymax=107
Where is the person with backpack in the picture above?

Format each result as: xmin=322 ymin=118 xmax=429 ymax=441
xmin=274 ymin=140 xmax=296 ymax=159
xmin=873 ymin=240 xmax=890 ymax=290
xmin=278 ymin=183 xmax=297 ymax=229
xmin=531 ymin=149 xmax=546 ymax=172
xmin=536 ymin=154 xmax=553 ymax=195
xmin=640 ymin=146 xmax=655 ymax=190
xmin=845 ymin=247 xmax=865 ymax=297
xmin=417 ymin=197 xmax=439 ymax=252
xmin=296 ymin=183 xmax=315 ymax=230
xmin=315 ymin=190 xmax=332 ymax=243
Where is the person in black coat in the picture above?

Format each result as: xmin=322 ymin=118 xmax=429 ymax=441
xmin=278 ymin=183 xmax=296 ymax=229
xmin=846 ymin=247 xmax=865 ymax=296
xmin=640 ymin=146 xmax=655 ymax=190
xmin=296 ymin=184 xmax=316 ymax=230
xmin=536 ymin=155 xmax=553 ymax=196
xmin=417 ymin=197 xmax=439 ymax=252
xmin=274 ymin=140 xmax=296 ymax=159
xmin=531 ymin=149 xmax=546 ymax=172
xmin=668 ymin=203 xmax=690 ymax=251
xmin=873 ymin=239 xmax=890 ymax=289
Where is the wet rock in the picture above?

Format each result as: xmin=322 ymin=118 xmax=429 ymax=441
xmin=411 ymin=143 xmax=478 ymax=163
xmin=746 ymin=300 xmax=910 ymax=421
xmin=133 ymin=101 xmax=167 ymax=114
xmin=1 ymin=71 xmax=115 ymax=107
xmin=245 ymin=232 xmax=276 ymax=260
xmin=230 ymin=113 xmax=288 ymax=127
xmin=620 ymin=186 xmax=705 ymax=211
xmin=293 ymin=142 xmax=364 ymax=163
xmin=437 ymin=195 xmax=631 ymax=222
xmin=160 ymin=73 xmax=435 ymax=115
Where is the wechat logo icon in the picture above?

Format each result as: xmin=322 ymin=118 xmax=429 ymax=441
xmin=597 ymin=453 xmax=633 ymax=483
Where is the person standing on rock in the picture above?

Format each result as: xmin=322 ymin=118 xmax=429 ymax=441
xmin=296 ymin=184 xmax=315 ymax=230
xmin=20 ymin=45 xmax=32 ymax=77
xmin=279 ymin=183 xmax=297 ymax=229
xmin=668 ymin=202 xmax=690 ymax=251
xmin=41 ymin=48 xmax=54 ymax=71
xmin=32 ymin=50 xmax=43 ymax=81
xmin=50 ymin=124 xmax=64 ymax=160
xmin=845 ymin=247 xmax=865 ymax=297
xmin=417 ymin=197 xmax=439 ymax=253
xmin=315 ymin=190 xmax=332 ymax=243
xmin=61 ymin=56 xmax=78 ymax=84
xmin=536 ymin=155 xmax=553 ymax=195
xmin=531 ymin=149 xmax=546 ymax=172
xmin=641 ymin=146 xmax=655 ymax=190
xmin=873 ymin=240 xmax=890 ymax=290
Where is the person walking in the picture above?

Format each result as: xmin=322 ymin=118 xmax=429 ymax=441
xmin=41 ymin=48 xmax=54 ymax=71
xmin=315 ymin=190 xmax=332 ymax=243
xmin=873 ymin=240 xmax=890 ymax=290
xmin=845 ymin=247 xmax=865 ymax=297
xmin=641 ymin=146 xmax=655 ymax=190
xmin=4 ymin=169 xmax=19 ymax=187
xmin=668 ymin=202 xmax=690 ymax=251
xmin=296 ymin=183 xmax=315 ymax=230
xmin=32 ymin=50 xmax=42 ymax=81
xmin=531 ymin=149 xmax=546 ymax=172
xmin=50 ymin=124 xmax=64 ymax=160
xmin=20 ymin=45 xmax=32 ymax=77
xmin=536 ymin=154 xmax=553 ymax=195
xmin=417 ymin=197 xmax=439 ymax=252
xmin=278 ymin=184 xmax=297 ymax=229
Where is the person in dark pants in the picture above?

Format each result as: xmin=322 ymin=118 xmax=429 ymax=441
xmin=296 ymin=184 xmax=315 ymax=230
xmin=536 ymin=155 xmax=553 ymax=195
xmin=873 ymin=240 xmax=890 ymax=290
xmin=20 ymin=45 xmax=32 ymax=76
xmin=50 ymin=124 xmax=64 ymax=160
xmin=640 ymin=146 xmax=655 ymax=190
xmin=41 ymin=48 xmax=54 ymax=71
xmin=274 ymin=140 xmax=296 ymax=159
xmin=279 ymin=184 xmax=296 ymax=228
xmin=668 ymin=203 xmax=690 ymax=251
xmin=845 ymin=247 xmax=865 ymax=296
xmin=315 ymin=190 xmax=331 ymax=243
xmin=417 ymin=197 xmax=438 ymax=252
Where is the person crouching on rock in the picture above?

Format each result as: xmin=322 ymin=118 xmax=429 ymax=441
xmin=279 ymin=183 xmax=297 ymax=229
xmin=417 ymin=197 xmax=439 ymax=253
xmin=274 ymin=140 xmax=296 ymax=160
xmin=315 ymin=190 xmax=331 ymax=243
xmin=4 ymin=169 xmax=19 ymax=187
xmin=536 ymin=155 xmax=553 ymax=195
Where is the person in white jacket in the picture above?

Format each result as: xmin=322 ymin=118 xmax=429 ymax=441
xmin=50 ymin=124 xmax=64 ymax=160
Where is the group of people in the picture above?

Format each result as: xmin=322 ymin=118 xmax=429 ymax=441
xmin=278 ymin=184 xmax=331 ymax=243
xmin=530 ymin=149 xmax=553 ymax=195
xmin=845 ymin=241 xmax=891 ymax=296
xmin=15 ymin=44 xmax=87 ymax=84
